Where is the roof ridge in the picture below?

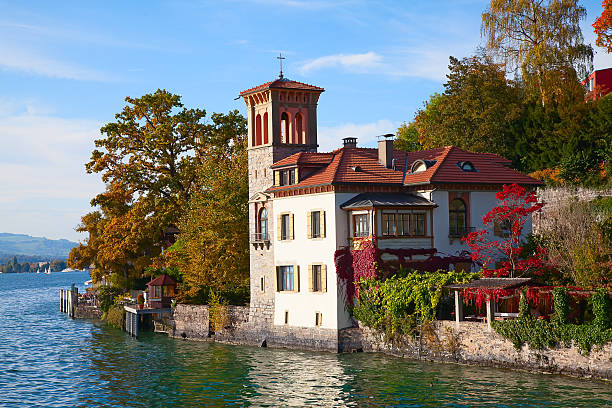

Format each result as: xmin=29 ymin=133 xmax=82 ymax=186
xmin=330 ymin=149 xmax=345 ymax=184
xmin=427 ymin=146 xmax=453 ymax=181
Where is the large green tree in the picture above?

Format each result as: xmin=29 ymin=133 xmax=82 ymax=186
xmin=414 ymin=55 xmax=522 ymax=159
xmin=481 ymin=0 xmax=592 ymax=105
xmin=510 ymin=93 xmax=612 ymax=181
xmin=394 ymin=121 xmax=422 ymax=152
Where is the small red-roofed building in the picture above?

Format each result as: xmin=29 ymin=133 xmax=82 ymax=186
xmin=240 ymin=74 xmax=542 ymax=350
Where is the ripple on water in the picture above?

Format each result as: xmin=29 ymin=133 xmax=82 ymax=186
xmin=0 ymin=272 xmax=611 ymax=407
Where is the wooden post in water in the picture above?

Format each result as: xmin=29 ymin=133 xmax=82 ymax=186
xmin=60 ymin=289 xmax=67 ymax=314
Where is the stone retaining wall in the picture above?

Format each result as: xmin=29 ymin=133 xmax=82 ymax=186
xmin=73 ymin=304 xmax=102 ymax=320
xmin=172 ymin=304 xmax=210 ymax=339
xmin=148 ymin=305 xmax=612 ymax=379
xmin=533 ymin=186 xmax=612 ymax=234
xmin=341 ymin=321 xmax=612 ymax=380
xmin=168 ymin=304 xmax=339 ymax=352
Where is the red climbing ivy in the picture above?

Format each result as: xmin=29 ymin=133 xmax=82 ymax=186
xmin=463 ymin=183 xmax=548 ymax=278
xmin=335 ymin=236 xmax=472 ymax=306
xmin=462 ymin=288 xmax=514 ymax=310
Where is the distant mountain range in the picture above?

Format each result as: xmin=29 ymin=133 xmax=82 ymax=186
xmin=0 ymin=233 xmax=78 ymax=260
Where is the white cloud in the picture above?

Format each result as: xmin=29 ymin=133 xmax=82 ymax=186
xmin=300 ymin=52 xmax=384 ymax=74
xmin=0 ymin=43 xmax=116 ymax=81
xmin=318 ymin=119 xmax=399 ymax=152
xmin=0 ymin=108 xmax=104 ymax=240
xmin=298 ymin=49 xmax=458 ymax=82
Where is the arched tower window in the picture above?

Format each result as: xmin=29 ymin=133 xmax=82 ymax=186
xmin=295 ymin=112 xmax=304 ymax=144
xmin=263 ymin=112 xmax=269 ymax=144
xmin=280 ymin=112 xmax=290 ymax=143
xmin=449 ymin=198 xmax=467 ymax=237
xmin=255 ymin=114 xmax=262 ymax=146
xmin=259 ymin=207 xmax=268 ymax=240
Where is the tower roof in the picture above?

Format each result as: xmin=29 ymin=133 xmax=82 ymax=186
xmin=240 ymin=78 xmax=324 ymax=96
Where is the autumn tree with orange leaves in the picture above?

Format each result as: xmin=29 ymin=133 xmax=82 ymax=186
xmin=69 ymin=89 xmax=247 ymax=290
xmin=594 ymin=0 xmax=612 ymax=52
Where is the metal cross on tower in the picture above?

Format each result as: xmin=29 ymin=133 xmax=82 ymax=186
xmin=277 ymin=53 xmax=286 ymax=78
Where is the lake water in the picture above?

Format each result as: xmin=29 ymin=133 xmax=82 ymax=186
xmin=0 ymin=271 xmax=610 ymax=407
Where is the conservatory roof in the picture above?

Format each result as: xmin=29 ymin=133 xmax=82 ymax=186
xmin=340 ymin=192 xmax=436 ymax=209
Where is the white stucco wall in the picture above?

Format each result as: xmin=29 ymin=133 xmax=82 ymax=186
xmin=432 ymin=190 xmax=533 ymax=258
xmin=273 ymin=192 xmax=353 ymax=330
xmin=271 ymin=187 xmax=535 ymax=330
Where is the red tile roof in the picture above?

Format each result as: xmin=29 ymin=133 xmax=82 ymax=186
xmin=271 ymin=152 xmax=333 ymax=168
xmin=417 ymin=146 xmax=541 ymax=186
xmin=267 ymin=145 xmax=542 ymax=192
xmin=240 ymin=78 xmax=325 ymax=96
xmin=474 ymin=152 xmax=513 ymax=166
xmin=147 ymin=274 xmax=177 ymax=286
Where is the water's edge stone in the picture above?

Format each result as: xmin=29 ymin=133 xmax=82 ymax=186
xmin=164 ymin=305 xmax=612 ymax=380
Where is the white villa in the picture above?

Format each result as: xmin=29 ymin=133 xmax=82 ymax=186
xmin=241 ymin=75 xmax=542 ymax=340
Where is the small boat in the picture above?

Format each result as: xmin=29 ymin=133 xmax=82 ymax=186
xmin=44 ymin=266 xmax=51 ymax=275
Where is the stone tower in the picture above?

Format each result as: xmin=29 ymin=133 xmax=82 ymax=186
xmin=239 ymin=76 xmax=324 ymax=325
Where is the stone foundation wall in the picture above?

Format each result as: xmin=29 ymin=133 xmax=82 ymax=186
xmin=73 ymin=304 xmax=102 ymax=320
xmin=341 ymin=321 xmax=612 ymax=380
xmin=172 ymin=305 xmax=210 ymax=339
xmin=158 ymin=305 xmax=612 ymax=379
xmin=168 ymin=304 xmax=339 ymax=352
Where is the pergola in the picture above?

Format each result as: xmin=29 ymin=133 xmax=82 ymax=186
xmin=446 ymin=278 xmax=532 ymax=330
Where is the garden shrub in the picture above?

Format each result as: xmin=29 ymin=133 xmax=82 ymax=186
xmin=592 ymin=288 xmax=611 ymax=330
xmin=105 ymin=305 xmax=125 ymax=329
xmin=97 ymin=286 xmax=123 ymax=313
xmin=551 ymin=287 xmax=569 ymax=325
xmin=493 ymin=290 xmax=612 ymax=354
xmin=518 ymin=289 xmax=531 ymax=319
xmin=208 ymin=290 xmax=229 ymax=333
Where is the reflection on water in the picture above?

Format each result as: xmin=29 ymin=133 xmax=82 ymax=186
xmin=0 ymin=272 xmax=610 ymax=407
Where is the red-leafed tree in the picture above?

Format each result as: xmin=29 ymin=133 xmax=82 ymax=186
xmin=463 ymin=183 xmax=547 ymax=278
xmin=594 ymin=0 xmax=612 ymax=52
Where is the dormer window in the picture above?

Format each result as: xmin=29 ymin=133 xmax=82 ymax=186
xmin=457 ymin=161 xmax=477 ymax=172
xmin=411 ymin=159 xmax=436 ymax=173
xmin=275 ymin=168 xmax=298 ymax=186
xmin=281 ymin=169 xmax=294 ymax=185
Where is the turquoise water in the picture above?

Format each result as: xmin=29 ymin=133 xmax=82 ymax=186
xmin=0 ymin=272 xmax=610 ymax=407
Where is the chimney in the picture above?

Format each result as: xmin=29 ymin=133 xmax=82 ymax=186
xmin=378 ymin=134 xmax=394 ymax=169
xmin=342 ymin=137 xmax=357 ymax=148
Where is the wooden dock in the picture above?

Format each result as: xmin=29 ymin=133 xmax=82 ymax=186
xmin=124 ymin=305 xmax=171 ymax=338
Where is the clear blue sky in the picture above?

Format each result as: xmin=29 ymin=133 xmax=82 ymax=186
xmin=0 ymin=0 xmax=610 ymax=241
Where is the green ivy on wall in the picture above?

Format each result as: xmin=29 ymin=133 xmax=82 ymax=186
xmin=492 ymin=288 xmax=612 ymax=354
xmin=351 ymin=269 xmax=479 ymax=343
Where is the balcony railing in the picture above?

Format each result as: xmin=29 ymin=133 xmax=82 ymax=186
xmin=250 ymin=233 xmax=270 ymax=243
xmin=449 ymin=226 xmax=475 ymax=238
